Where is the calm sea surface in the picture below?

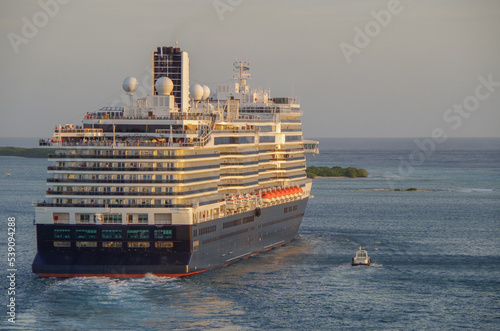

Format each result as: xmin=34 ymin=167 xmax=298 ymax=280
xmin=1 ymin=138 xmax=499 ymax=330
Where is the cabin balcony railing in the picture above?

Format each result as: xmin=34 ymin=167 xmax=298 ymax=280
xmin=39 ymin=141 xmax=201 ymax=148
xmin=45 ymin=189 xmax=217 ymax=196
xmin=35 ymin=202 xmax=191 ymax=208
xmin=47 ymin=154 xmax=218 ymax=160
xmin=46 ymin=176 xmax=220 ymax=184
xmin=47 ymin=164 xmax=220 ymax=172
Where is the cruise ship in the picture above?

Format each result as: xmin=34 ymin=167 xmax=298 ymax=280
xmin=32 ymin=46 xmax=319 ymax=277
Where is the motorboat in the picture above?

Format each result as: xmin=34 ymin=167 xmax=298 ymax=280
xmin=351 ymin=246 xmax=371 ymax=266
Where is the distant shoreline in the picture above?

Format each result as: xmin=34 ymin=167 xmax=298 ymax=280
xmin=0 ymin=147 xmax=51 ymax=158
xmin=306 ymin=166 xmax=368 ymax=178
xmin=308 ymin=176 xmax=350 ymax=179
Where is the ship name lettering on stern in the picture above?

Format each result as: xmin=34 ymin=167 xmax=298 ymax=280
xmin=6 ymin=216 xmax=17 ymax=323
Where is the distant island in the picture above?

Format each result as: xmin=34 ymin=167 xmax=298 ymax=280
xmin=306 ymin=166 xmax=368 ymax=178
xmin=0 ymin=147 xmax=51 ymax=158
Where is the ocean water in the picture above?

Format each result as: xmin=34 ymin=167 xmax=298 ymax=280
xmin=1 ymin=138 xmax=499 ymax=330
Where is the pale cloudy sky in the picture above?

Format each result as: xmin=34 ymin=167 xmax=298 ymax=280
xmin=1 ymin=0 xmax=499 ymax=138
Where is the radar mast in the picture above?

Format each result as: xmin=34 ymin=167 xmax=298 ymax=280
xmin=233 ymin=61 xmax=250 ymax=93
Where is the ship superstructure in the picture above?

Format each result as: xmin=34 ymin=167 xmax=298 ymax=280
xmin=33 ymin=46 xmax=319 ymax=277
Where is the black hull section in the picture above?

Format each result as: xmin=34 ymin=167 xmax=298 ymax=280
xmin=32 ymin=251 xmax=192 ymax=277
xmin=32 ymin=198 xmax=308 ymax=277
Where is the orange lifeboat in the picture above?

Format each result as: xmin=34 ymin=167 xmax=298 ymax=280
xmin=277 ymin=188 xmax=285 ymax=202
xmin=270 ymin=189 xmax=278 ymax=203
xmin=262 ymin=191 xmax=272 ymax=204
xmin=282 ymin=187 xmax=290 ymax=201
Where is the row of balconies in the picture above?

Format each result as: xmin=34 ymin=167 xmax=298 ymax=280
xmin=37 ymin=202 xmax=190 ymax=208
xmin=48 ymin=154 xmax=218 ymax=160
xmin=47 ymin=177 xmax=218 ymax=184
xmin=46 ymin=191 xmax=214 ymax=196
xmin=47 ymin=164 xmax=220 ymax=172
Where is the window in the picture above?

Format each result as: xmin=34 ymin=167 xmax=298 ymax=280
xmin=154 ymin=229 xmax=173 ymax=239
xmin=76 ymin=229 xmax=97 ymax=240
xmin=285 ymin=135 xmax=301 ymax=142
xmin=103 ymin=214 xmax=122 ymax=224
xmin=155 ymin=242 xmax=173 ymax=248
xmin=242 ymin=216 xmax=254 ymax=224
xmin=53 ymin=241 xmax=71 ymax=247
xmin=214 ymin=136 xmax=255 ymax=145
xmin=102 ymin=230 xmax=122 ymax=239
xmin=102 ymin=242 xmax=122 ymax=248
xmin=260 ymin=136 xmax=275 ymax=143
xmin=54 ymin=229 xmax=71 ymax=239
xmin=223 ymin=219 xmax=242 ymax=229
xmin=78 ymin=214 xmax=91 ymax=223
xmin=199 ymin=225 xmax=216 ymax=235
xmin=127 ymin=230 xmax=149 ymax=239
xmin=53 ymin=213 xmax=70 ymax=224
xmin=138 ymin=214 xmax=148 ymax=224
xmin=76 ymin=241 xmax=97 ymax=247
xmin=128 ymin=242 xmax=150 ymax=248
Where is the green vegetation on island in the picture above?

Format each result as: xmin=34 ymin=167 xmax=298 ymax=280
xmin=0 ymin=147 xmax=51 ymax=158
xmin=306 ymin=166 xmax=368 ymax=178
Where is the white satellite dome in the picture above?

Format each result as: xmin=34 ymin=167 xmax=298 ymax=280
xmin=202 ymin=85 xmax=211 ymax=100
xmin=190 ymin=84 xmax=204 ymax=101
xmin=122 ymin=77 xmax=138 ymax=93
xmin=155 ymin=77 xmax=174 ymax=95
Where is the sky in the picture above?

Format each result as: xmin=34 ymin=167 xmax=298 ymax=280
xmin=1 ymin=0 xmax=499 ymax=139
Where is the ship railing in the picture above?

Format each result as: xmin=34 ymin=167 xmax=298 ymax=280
xmin=47 ymin=165 xmax=219 ymax=172
xmin=156 ymin=129 xmax=198 ymax=135
xmin=35 ymin=202 xmax=191 ymax=208
xmin=47 ymin=178 xmax=181 ymax=183
xmin=195 ymin=115 xmax=216 ymax=147
xmin=281 ymin=128 xmax=302 ymax=133
xmin=212 ymin=128 xmax=259 ymax=134
xmin=233 ymin=114 xmax=277 ymax=122
xmin=46 ymin=178 xmax=206 ymax=184
xmin=45 ymin=190 xmax=212 ymax=197
xmin=54 ymin=128 xmax=103 ymax=134
xmin=47 ymin=154 xmax=217 ymax=160
xmin=303 ymin=140 xmax=320 ymax=155
xmin=39 ymin=140 xmax=202 ymax=148
xmin=83 ymin=112 xmax=215 ymax=121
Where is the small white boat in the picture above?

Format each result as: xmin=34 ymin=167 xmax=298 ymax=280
xmin=351 ymin=246 xmax=371 ymax=266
